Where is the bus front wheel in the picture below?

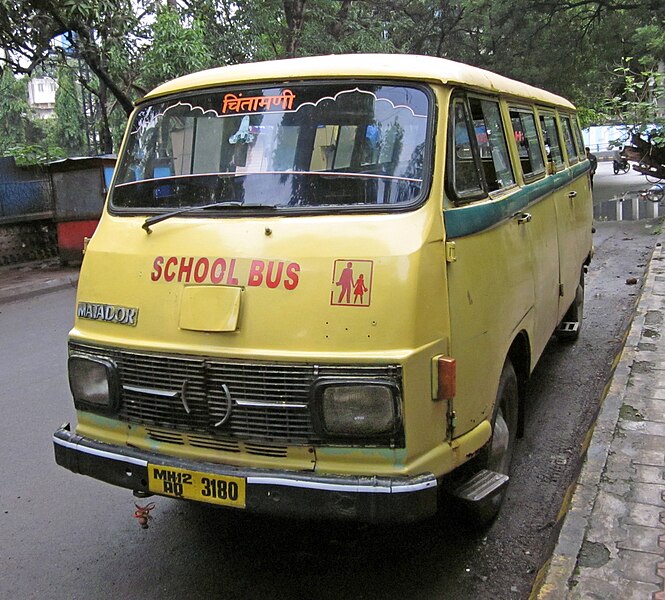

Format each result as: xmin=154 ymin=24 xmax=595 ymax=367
xmin=451 ymin=359 xmax=519 ymax=528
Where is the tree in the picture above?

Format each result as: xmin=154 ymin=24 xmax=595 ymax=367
xmin=604 ymin=60 xmax=665 ymax=178
xmin=50 ymin=64 xmax=86 ymax=156
xmin=140 ymin=7 xmax=214 ymax=91
xmin=0 ymin=0 xmax=149 ymax=154
xmin=0 ymin=69 xmax=63 ymax=163
xmin=1 ymin=0 xmax=665 ymax=157
xmin=0 ymin=70 xmax=31 ymax=152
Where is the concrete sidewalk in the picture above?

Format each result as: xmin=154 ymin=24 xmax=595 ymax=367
xmin=537 ymin=236 xmax=665 ymax=599
xmin=0 ymin=259 xmax=79 ymax=304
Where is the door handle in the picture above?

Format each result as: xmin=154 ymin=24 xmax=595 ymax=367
xmin=513 ymin=211 xmax=532 ymax=225
xmin=568 ymin=191 xmax=577 ymax=198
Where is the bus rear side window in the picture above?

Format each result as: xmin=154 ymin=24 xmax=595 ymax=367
xmin=572 ymin=120 xmax=585 ymax=160
xmin=560 ymin=116 xmax=578 ymax=164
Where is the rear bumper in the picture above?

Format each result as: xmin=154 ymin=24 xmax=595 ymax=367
xmin=53 ymin=424 xmax=439 ymax=523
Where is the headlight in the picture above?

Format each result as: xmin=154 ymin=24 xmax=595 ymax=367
xmin=68 ymin=355 xmax=120 ymax=412
xmin=313 ymin=379 xmax=400 ymax=438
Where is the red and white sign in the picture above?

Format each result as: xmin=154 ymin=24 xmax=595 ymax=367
xmin=330 ymin=260 xmax=373 ymax=307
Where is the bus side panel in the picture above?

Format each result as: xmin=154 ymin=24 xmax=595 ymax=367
xmin=555 ymin=168 xmax=593 ymax=319
xmin=524 ymin=192 xmax=561 ymax=365
xmin=445 ymin=208 xmax=535 ymax=437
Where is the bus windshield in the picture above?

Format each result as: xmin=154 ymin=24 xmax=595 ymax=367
xmin=111 ymin=82 xmax=431 ymax=212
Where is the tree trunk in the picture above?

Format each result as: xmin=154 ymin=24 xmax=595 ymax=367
xmin=97 ymin=81 xmax=114 ymax=154
xmin=283 ymin=0 xmax=306 ymax=57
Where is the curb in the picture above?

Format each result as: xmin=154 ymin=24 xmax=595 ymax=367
xmin=0 ymin=273 xmax=79 ymax=305
xmin=535 ymin=238 xmax=663 ymax=598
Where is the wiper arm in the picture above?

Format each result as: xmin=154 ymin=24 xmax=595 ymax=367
xmin=142 ymin=201 xmax=273 ymax=234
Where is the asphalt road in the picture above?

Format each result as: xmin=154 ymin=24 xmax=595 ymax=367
xmin=0 ymin=163 xmax=661 ymax=600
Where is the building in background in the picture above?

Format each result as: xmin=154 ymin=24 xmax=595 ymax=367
xmin=583 ymin=125 xmax=632 ymax=154
xmin=27 ymin=76 xmax=57 ymax=119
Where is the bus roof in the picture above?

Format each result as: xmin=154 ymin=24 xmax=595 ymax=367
xmin=142 ymin=54 xmax=576 ymax=111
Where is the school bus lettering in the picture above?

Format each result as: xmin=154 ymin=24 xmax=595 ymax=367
xmin=151 ymin=255 xmax=300 ymax=290
xmin=194 ymin=257 xmax=209 ymax=283
xmin=247 ymin=259 xmax=265 ymax=286
xmin=284 ymin=263 xmax=300 ymax=291
xmin=163 ymin=256 xmax=178 ymax=282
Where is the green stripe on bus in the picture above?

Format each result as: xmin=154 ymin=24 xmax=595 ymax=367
xmin=444 ymin=161 xmax=589 ymax=239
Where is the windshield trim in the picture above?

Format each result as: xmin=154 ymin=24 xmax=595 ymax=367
xmin=108 ymin=78 xmax=436 ymax=218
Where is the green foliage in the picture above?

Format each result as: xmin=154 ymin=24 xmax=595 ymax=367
xmin=577 ymin=106 xmax=607 ymax=130
xmin=50 ymin=65 xmax=86 ymax=156
xmin=0 ymin=71 xmax=66 ymax=164
xmin=7 ymin=142 xmax=65 ymax=166
xmin=604 ymin=60 xmax=665 ymax=139
xmin=140 ymin=9 xmax=214 ymax=90
xmin=0 ymin=70 xmax=31 ymax=152
xmin=1 ymin=0 xmax=665 ymax=154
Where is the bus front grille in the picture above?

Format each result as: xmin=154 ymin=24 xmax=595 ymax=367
xmin=69 ymin=342 xmax=401 ymax=446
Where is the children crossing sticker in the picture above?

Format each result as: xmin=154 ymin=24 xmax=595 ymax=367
xmin=330 ymin=260 xmax=373 ymax=307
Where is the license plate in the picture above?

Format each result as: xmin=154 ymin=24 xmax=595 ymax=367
xmin=147 ymin=464 xmax=246 ymax=508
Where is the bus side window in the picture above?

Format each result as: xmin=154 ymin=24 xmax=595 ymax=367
xmin=509 ymin=108 xmax=545 ymax=179
xmin=539 ymin=113 xmax=565 ymax=169
xmin=449 ymin=99 xmax=485 ymax=200
xmin=572 ymin=119 xmax=585 ymax=161
xmin=560 ymin=116 xmax=579 ymax=164
xmin=468 ymin=97 xmax=515 ymax=192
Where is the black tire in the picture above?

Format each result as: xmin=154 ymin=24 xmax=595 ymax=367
xmin=459 ymin=360 xmax=519 ymax=528
xmin=556 ymin=270 xmax=585 ymax=342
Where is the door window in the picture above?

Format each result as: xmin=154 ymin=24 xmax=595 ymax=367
xmin=468 ymin=97 xmax=515 ymax=191
xmin=450 ymin=98 xmax=484 ymax=199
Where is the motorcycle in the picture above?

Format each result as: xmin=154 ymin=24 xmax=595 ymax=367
xmin=613 ymin=156 xmax=630 ymax=174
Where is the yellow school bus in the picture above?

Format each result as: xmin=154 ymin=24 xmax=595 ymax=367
xmin=53 ymin=54 xmax=592 ymax=524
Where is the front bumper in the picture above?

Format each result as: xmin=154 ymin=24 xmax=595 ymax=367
xmin=53 ymin=424 xmax=439 ymax=523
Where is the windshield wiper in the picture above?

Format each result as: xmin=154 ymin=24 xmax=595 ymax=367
xmin=142 ymin=201 xmax=274 ymax=234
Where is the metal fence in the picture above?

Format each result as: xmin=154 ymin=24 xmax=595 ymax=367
xmin=0 ymin=157 xmax=53 ymax=225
